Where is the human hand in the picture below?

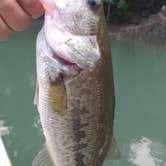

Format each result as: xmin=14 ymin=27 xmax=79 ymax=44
xmin=0 ymin=0 xmax=44 ymax=41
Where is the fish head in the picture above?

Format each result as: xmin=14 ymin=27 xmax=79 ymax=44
xmin=37 ymin=0 xmax=106 ymax=72
xmin=41 ymin=0 xmax=104 ymax=36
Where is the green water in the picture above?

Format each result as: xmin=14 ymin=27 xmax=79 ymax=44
xmin=0 ymin=21 xmax=166 ymax=166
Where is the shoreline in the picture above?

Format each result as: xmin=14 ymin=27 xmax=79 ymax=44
xmin=107 ymin=6 xmax=166 ymax=44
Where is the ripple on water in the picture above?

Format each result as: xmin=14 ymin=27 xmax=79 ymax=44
xmin=129 ymin=137 xmax=166 ymax=166
xmin=0 ymin=120 xmax=11 ymax=137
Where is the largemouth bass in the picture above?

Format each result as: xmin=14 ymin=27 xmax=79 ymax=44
xmin=33 ymin=0 xmax=119 ymax=166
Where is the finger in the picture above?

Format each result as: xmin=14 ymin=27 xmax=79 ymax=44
xmin=18 ymin=0 xmax=44 ymax=19
xmin=0 ymin=0 xmax=31 ymax=31
xmin=0 ymin=17 xmax=12 ymax=41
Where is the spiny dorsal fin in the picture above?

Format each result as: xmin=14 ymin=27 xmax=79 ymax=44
xmin=32 ymin=145 xmax=54 ymax=166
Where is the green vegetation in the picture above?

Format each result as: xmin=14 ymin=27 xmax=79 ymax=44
xmin=103 ymin=0 xmax=165 ymax=24
xmin=105 ymin=0 xmax=128 ymax=10
xmin=103 ymin=0 xmax=129 ymax=23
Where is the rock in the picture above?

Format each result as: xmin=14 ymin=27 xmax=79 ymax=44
xmin=109 ymin=6 xmax=166 ymax=44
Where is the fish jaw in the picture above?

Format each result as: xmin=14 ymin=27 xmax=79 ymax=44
xmin=36 ymin=28 xmax=81 ymax=81
xmin=43 ymin=14 xmax=101 ymax=69
xmin=38 ymin=0 xmax=104 ymax=70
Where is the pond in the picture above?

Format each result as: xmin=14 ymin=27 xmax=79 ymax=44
xmin=0 ymin=21 xmax=166 ymax=166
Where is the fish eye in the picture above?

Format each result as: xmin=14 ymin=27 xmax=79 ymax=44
xmin=87 ymin=0 xmax=101 ymax=8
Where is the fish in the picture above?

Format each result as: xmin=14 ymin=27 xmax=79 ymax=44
xmin=32 ymin=0 xmax=119 ymax=166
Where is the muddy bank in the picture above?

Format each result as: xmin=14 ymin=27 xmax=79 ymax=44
xmin=109 ymin=6 xmax=166 ymax=44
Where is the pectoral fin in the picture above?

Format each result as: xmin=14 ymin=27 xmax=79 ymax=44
xmin=48 ymin=80 xmax=67 ymax=116
xmin=32 ymin=145 xmax=54 ymax=166
xmin=105 ymin=137 xmax=120 ymax=161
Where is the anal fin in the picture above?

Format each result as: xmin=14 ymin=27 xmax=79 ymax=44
xmin=32 ymin=145 xmax=54 ymax=166
xmin=105 ymin=137 xmax=120 ymax=161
